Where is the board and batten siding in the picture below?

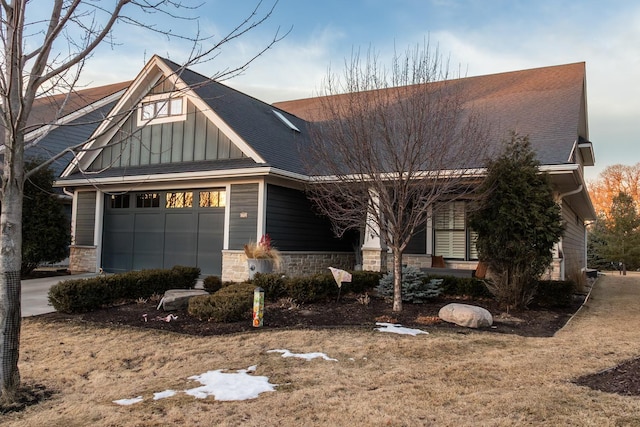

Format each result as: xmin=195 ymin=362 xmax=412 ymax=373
xmin=265 ymin=184 xmax=355 ymax=252
xmin=75 ymin=191 xmax=96 ymax=245
xmin=88 ymin=99 xmax=244 ymax=171
xmin=228 ymin=183 xmax=259 ymax=250
xmin=561 ymin=202 xmax=586 ymax=274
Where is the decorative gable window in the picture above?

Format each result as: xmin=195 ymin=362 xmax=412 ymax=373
xmin=138 ymin=94 xmax=186 ymax=125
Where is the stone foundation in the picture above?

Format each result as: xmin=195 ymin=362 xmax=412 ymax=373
xmin=541 ymin=258 xmax=563 ymax=281
xmin=222 ymin=250 xmax=356 ymax=282
xmin=362 ymin=248 xmax=388 ymax=272
xmin=69 ymin=245 xmax=98 ymax=273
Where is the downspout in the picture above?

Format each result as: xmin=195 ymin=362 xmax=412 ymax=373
xmin=555 ymin=185 xmax=584 ymax=280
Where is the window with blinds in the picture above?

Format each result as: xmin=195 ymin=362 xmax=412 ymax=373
xmin=433 ymin=202 xmax=478 ymax=260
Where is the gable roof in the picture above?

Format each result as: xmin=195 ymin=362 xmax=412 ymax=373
xmin=162 ymin=58 xmax=311 ymax=174
xmin=274 ymin=62 xmax=590 ymax=168
xmin=60 ymin=56 xmax=310 ymax=182
xmin=0 ymin=82 xmax=129 ymax=179
xmin=26 ymin=81 xmax=130 ymax=133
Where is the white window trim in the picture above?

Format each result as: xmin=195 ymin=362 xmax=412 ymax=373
xmin=137 ymin=93 xmax=187 ymax=126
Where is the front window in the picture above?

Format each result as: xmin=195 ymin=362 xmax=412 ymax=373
xmin=434 ymin=201 xmax=477 ymax=260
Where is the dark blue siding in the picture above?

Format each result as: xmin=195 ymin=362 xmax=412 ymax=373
xmin=228 ymin=183 xmax=259 ymax=250
xmin=266 ymin=184 xmax=355 ymax=251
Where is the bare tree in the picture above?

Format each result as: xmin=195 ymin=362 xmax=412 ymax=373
xmin=588 ymin=163 xmax=640 ymax=220
xmin=305 ymin=43 xmax=489 ymax=312
xmin=0 ymin=0 xmax=284 ymax=403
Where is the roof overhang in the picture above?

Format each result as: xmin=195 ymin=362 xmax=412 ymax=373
xmin=540 ymin=164 xmax=596 ymax=221
xmin=577 ymin=139 xmax=595 ymax=166
xmin=54 ymin=166 xmax=309 ymax=189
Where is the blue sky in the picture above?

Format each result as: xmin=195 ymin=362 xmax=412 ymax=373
xmin=77 ymin=0 xmax=640 ymax=181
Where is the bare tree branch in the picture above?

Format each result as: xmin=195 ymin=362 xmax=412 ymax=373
xmin=305 ymin=42 xmax=490 ymax=312
xmin=0 ymin=0 xmax=285 ymax=403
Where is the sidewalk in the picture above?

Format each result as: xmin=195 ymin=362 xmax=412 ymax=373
xmin=21 ymin=272 xmax=97 ymax=317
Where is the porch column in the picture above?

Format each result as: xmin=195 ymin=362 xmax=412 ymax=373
xmin=361 ymin=190 xmax=388 ymax=272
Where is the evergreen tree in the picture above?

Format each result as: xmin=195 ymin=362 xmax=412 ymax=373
xmin=21 ymin=161 xmax=70 ymax=276
xmin=586 ymin=217 xmax=611 ymax=270
xmin=468 ymin=133 xmax=564 ymax=309
xmin=599 ymin=192 xmax=640 ymax=272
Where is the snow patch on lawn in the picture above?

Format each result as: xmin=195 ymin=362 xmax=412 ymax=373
xmin=375 ymin=322 xmax=428 ymax=336
xmin=267 ymin=349 xmax=338 ymax=361
xmin=113 ymin=396 xmax=143 ymax=406
xmin=185 ymin=367 xmax=276 ymax=401
xmin=113 ymin=365 xmax=276 ymax=405
xmin=153 ymin=390 xmax=177 ymax=400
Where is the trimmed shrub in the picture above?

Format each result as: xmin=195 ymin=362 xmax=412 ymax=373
xmin=434 ymin=276 xmax=493 ymax=298
xmin=347 ymin=271 xmax=383 ymax=293
xmin=203 ymin=276 xmax=222 ymax=293
xmin=376 ymin=266 xmax=443 ymax=303
xmin=253 ymin=270 xmax=379 ymax=303
xmin=532 ymin=280 xmax=576 ymax=308
xmin=252 ymin=273 xmax=287 ymax=301
xmin=284 ymin=274 xmax=335 ymax=303
xmin=188 ymin=282 xmax=255 ymax=322
xmin=47 ymin=278 xmax=111 ymax=313
xmin=48 ymin=265 xmax=200 ymax=313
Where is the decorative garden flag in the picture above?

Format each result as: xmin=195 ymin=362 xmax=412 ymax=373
xmin=328 ymin=267 xmax=352 ymax=288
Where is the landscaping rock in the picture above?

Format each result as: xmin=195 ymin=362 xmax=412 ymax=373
xmin=438 ymin=303 xmax=493 ymax=328
xmin=162 ymin=289 xmax=209 ymax=311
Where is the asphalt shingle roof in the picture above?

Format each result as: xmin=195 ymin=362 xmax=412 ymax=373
xmin=60 ymin=60 xmax=588 ymax=182
xmin=274 ymin=62 xmax=587 ymax=168
xmin=163 ymin=59 xmax=312 ymax=175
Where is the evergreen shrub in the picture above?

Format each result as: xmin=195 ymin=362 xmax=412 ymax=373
xmin=376 ymin=266 xmax=443 ymax=303
xmin=203 ymin=275 xmax=222 ymax=293
xmin=48 ymin=265 xmax=200 ymax=313
xmin=188 ymin=282 xmax=255 ymax=322
xmin=433 ymin=276 xmax=493 ymax=298
xmin=251 ymin=273 xmax=287 ymax=301
xmin=532 ymin=280 xmax=576 ymax=308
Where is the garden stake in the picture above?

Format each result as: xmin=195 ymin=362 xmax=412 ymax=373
xmin=253 ymin=287 xmax=264 ymax=327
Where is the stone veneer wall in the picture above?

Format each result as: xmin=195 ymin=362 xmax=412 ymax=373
xmin=69 ymin=245 xmax=97 ymax=273
xmin=542 ymin=258 xmax=562 ymax=281
xmin=222 ymin=250 xmax=355 ymax=282
xmin=362 ymin=248 xmax=388 ymax=273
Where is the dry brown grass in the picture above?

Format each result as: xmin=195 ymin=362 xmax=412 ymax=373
xmin=3 ymin=273 xmax=640 ymax=426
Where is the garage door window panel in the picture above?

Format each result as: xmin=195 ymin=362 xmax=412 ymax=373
xmin=166 ymin=192 xmax=193 ymax=208
xmin=199 ymin=190 xmax=226 ymax=208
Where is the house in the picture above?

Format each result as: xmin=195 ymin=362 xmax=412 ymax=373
xmin=57 ymin=56 xmax=354 ymax=278
xmin=56 ymin=56 xmax=596 ymax=282
xmin=275 ymin=62 xmax=596 ymax=281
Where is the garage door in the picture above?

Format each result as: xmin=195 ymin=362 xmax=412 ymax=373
xmin=102 ymin=189 xmax=225 ymax=275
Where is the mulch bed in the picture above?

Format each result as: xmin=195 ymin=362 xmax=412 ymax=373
xmin=39 ymin=291 xmax=640 ymax=397
xmin=43 ymin=294 xmax=582 ymax=338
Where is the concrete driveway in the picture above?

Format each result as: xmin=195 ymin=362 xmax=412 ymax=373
xmin=21 ymin=273 xmax=97 ymax=317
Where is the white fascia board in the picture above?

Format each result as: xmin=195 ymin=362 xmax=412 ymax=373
xmin=61 ymin=57 xmax=168 ymax=178
xmin=152 ymin=59 xmax=266 ymax=165
xmin=308 ymin=167 xmax=488 ymax=183
xmin=54 ymin=166 xmax=309 ymax=188
xmin=539 ymin=163 xmax=580 ymax=175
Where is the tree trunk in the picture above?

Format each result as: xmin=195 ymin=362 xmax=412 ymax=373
xmin=0 ymin=177 xmax=23 ymax=403
xmin=392 ymin=248 xmax=403 ymax=312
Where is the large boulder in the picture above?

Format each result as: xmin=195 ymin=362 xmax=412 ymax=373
xmin=161 ymin=289 xmax=209 ymax=311
xmin=438 ymin=303 xmax=493 ymax=328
